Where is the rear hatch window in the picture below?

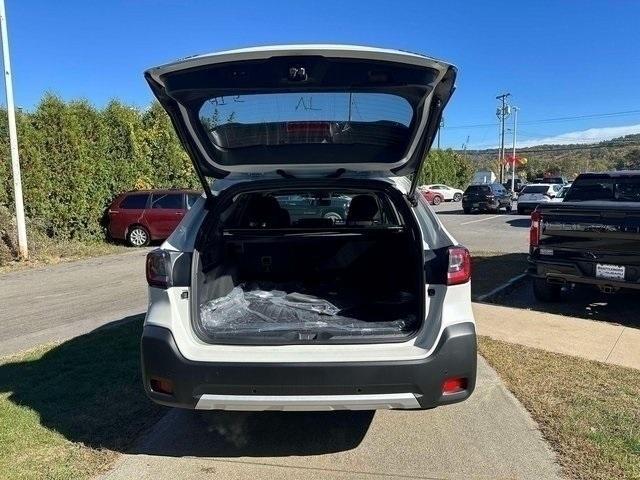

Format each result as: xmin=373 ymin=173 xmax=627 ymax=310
xmin=522 ymin=185 xmax=549 ymax=194
xmin=564 ymin=176 xmax=640 ymax=202
xmin=465 ymin=185 xmax=491 ymax=195
xmin=201 ymin=92 xmax=413 ymax=153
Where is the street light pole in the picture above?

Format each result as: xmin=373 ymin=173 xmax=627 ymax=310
xmin=496 ymin=93 xmax=511 ymax=184
xmin=0 ymin=0 xmax=27 ymax=259
xmin=511 ymin=106 xmax=519 ymax=193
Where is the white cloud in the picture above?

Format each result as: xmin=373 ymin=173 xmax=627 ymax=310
xmin=517 ymin=124 xmax=640 ymax=148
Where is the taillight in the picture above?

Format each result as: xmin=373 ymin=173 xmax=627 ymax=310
xmin=442 ymin=377 xmax=468 ymax=395
xmin=146 ymin=249 xmax=172 ymax=288
xmin=530 ymin=210 xmax=542 ymax=247
xmin=447 ymin=246 xmax=471 ymax=285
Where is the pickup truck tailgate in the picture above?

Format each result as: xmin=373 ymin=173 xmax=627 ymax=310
xmin=532 ymin=202 xmax=640 ymax=286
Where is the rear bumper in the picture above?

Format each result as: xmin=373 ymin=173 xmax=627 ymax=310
xmin=517 ymin=202 xmax=540 ymax=211
xmin=141 ymin=322 xmax=477 ymax=411
xmin=462 ymin=200 xmax=498 ymax=210
xmin=528 ymin=258 xmax=640 ymax=290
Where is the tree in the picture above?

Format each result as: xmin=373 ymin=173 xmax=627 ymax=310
xmin=417 ymin=149 xmax=474 ymax=188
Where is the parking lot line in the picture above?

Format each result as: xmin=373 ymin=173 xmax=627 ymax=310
xmin=460 ymin=215 xmax=502 ymax=225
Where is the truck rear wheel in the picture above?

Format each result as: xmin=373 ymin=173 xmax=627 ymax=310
xmin=533 ymin=278 xmax=562 ymax=302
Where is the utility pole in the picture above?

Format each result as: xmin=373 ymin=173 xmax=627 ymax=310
xmin=511 ymin=106 xmax=519 ymax=193
xmin=437 ymin=116 xmax=444 ymax=149
xmin=496 ymin=93 xmax=511 ymax=183
xmin=0 ymin=0 xmax=28 ymax=259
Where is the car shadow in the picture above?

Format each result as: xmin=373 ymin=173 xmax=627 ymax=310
xmin=0 ymin=315 xmax=374 ymax=458
xmin=471 ymin=252 xmax=528 ymax=299
xmin=488 ymin=278 xmax=640 ymax=329
xmin=132 ymin=408 xmax=374 ymax=458
xmin=505 ymin=218 xmax=530 ymax=228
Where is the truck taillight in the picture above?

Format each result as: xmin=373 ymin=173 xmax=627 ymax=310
xmin=447 ymin=246 xmax=471 ymax=285
xmin=530 ymin=210 xmax=542 ymax=247
xmin=146 ymin=249 xmax=172 ymax=288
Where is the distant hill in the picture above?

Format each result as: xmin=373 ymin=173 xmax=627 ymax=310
xmin=460 ymin=133 xmax=640 ymax=180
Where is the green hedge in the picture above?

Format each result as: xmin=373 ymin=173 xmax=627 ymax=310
xmin=0 ymin=95 xmax=474 ymax=247
xmin=0 ymin=94 xmax=199 ymax=241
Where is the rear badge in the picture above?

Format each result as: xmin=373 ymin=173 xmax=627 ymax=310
xmin=539 ymin=248 xmax=554 ymax=256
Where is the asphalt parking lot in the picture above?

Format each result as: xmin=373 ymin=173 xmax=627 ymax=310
xmin=431 ymin=200 xmax=529 ymax=253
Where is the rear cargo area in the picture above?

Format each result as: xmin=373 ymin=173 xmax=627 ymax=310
xmin=193 ymin=188 xmax=423 ymax=344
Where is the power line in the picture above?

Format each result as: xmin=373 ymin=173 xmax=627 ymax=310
xmin=467 ymin=140 xmax=640 ymax=154
xmin=444 ymin=108 xmax=640 ymax=130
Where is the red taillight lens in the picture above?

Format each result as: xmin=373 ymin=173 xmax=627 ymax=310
xmin=146 ymin=249 xmax=171 ymax=288
xmin=286 ymin=121 xmax=330 ymax=134
xmin=530 ymin=210 xmax=542 ymax=247
xmin=150 ymin=377 xmax=174 ymax=395
xmin=442 ymin=377 xmax=468 ymax=395
xmin=447 ymin=246 xmax=471 ymax=285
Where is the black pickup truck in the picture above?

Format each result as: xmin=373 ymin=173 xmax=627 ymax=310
xmin=528 ymin=171 xmax=640 ymax=301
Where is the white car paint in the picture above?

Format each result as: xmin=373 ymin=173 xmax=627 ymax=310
xmin=517 ymin=183 xmax=563 ymax=211
xmin=423 ymin=184 xmax=464 ymax=201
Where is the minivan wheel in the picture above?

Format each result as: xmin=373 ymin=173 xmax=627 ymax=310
xmin=463 ymin=207 xmax=471 ymax=214
xmin=432 ymin=195 xmax=442 ymax=206
xmin=127 ymin=226 xmax=150 ymax=247
xmin=533 ymin=278 xmax=562 ymax=302
xmin=453 ymin=193 xmax=462 ymax=202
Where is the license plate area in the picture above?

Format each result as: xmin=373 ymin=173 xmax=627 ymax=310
xmin=595 ymin=263 xmax=625 ymax=281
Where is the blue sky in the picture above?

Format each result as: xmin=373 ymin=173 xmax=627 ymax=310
xmin=4 ymin=0 xmax=640 ymax=149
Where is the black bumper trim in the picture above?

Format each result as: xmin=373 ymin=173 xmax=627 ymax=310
xmin=141 ymin=322 xmax=477 ymax=410
xmin=528 ymin=258 xmax=640 ymax=290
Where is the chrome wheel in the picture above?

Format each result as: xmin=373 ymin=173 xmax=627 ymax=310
xmin=128 ymin=227 xmax=149 ymax=247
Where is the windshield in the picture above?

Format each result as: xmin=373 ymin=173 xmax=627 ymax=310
xmin=563 ymin=176 xmax=640 ymax=202
xmin=466 ymin=185 xmax=491 ymax=194
xmin=199 ymin=92 xmax=414 ymax=151
xmin=522 ymin=185 xmax=550 ymax=194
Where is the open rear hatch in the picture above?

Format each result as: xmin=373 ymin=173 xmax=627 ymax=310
xmin=145 ymin=46 xmax=457 ymax=344
xmin=145 ymin=45 xmax=456 ymax=197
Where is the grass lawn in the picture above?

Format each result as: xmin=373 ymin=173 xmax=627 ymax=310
xmin=0 ymin=317 xmax=165 ymax=479
xmin=471 ymin=251 xmax=528 ymax=298
xmin=479 ymin=336 xmax=640 ymax=480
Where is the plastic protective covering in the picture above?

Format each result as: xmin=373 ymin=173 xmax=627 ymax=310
xmin=200 ymin=286 xmax=414 ymax=337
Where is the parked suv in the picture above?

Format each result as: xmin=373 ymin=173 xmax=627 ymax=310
xmin=108 ymin=189 xmax=201 ymax=246
xmin=462 ymin=183 xmax=512 ymax=214
xmin=141 ymin=45 xmax=476 ymax=412
xmin=516 ymin=184 xmax=562 ymax=214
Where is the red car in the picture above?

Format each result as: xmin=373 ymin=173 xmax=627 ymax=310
xmin=107 ymin=189 xmax=201 ymax=246
xmin=421 ymin=189 xmax=444 ymax=205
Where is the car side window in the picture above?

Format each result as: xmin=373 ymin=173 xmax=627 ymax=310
xmin=120 ymin=194 xmax=149 ymax=209
xmin=186 ymin=194 xmax=200 ymax=209
xmin=151 ymin=193 xmax=183 ymax=209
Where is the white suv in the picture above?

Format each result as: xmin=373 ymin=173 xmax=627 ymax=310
xmin=142 ymin=45 xmax=476 ymax=411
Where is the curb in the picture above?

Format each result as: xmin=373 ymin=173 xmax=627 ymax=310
xmin=475 ymin=273 xmax=528 ymax=302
